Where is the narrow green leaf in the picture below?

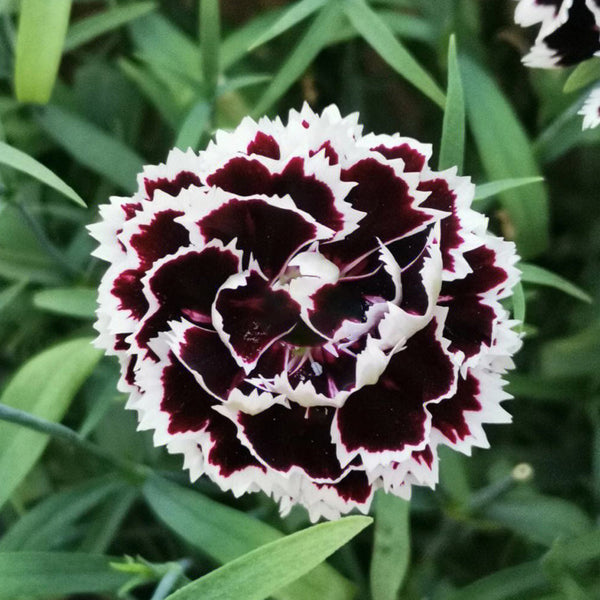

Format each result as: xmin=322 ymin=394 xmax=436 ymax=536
xmin=0 ymin=247 xmax=62 ymax=285
xmin=36 ymin=105 xmax=144 ymax=193
xmin=520 ymin=263 xmax=592 ymax=303
xmin=511 ymin=281 xmax=526 ymax=330
xmin=563 ymin=57 xmax=600 ymax=93
xmin=0 ymin=141 xmax=85 ymax=206
xmin=370 ymin=492 xmax=410 ymax=600
xmin=64 ymin=2 xmax=156 ymax=52
xmin=14 ymin=0 xmax=71 ymax=103
xmin=439 ymin=445 xmax=471 ymax=506
xmin=175 ymin=100 xmax=211 ymax=151
xmin=473 ymin=177 xmax=544 ymax=202
xmin=0 ymin=552 xmax=130 ymax=598
xmin=507 ymin=373 xmax=584 ymax=402
xmin=344 ymin=0 xmax=445 ymax=108
xmin=165 ymin=516 xmax=372 ymax=600
xmin=33 ymin=287 xmax=97 ymax=319
xmin=0 ymin=280 xmax=26 ymax=313
xmin=200 ymin=0 xmax=220 ymax=97
xmin=0 ymin=338 xmax=102 ymax=509
xmin=461 ymin=55 xmax=549 ymax=258
xmin=249 ymin=0 xmax=326 ymax=50
xmin=253 ymin=1 xmax=344 ymax=117
xmin=449 ymin=561 xmax=548 ymax=600
xmin=439 ymin=35 xmax=465 ymax=172
xmin=543 ymin=529 xmax=600 ymax=569
xmin=143 ymin=475 xmax=356 ymax=600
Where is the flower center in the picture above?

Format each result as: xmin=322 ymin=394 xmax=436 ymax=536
xmin=281 ymin=251 xmax=340 ymax=306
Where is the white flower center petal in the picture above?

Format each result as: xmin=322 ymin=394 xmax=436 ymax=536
xmin=284 ymin=251 xmax=340 ymax=307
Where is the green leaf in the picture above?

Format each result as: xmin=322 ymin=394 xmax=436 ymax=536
xmin=248 ymin=0 xmax=326 ymax=50
xmin=449 ymin=561 xmax=548 ymax=600
xmin=0 ymin=338 xmax=102 ymax=509
xmin=543 ymin=529 xmax=600 ymax=570
xmin=0 ymin=552 xmax=130 ymax=598
xmin=14 ymin=0 xmax=71 ymax=103
xmin=64 ymin=2 xmax=156 ymax=52
xmin=200 ymin=0 xmax=220 ymax=97
xmin=439 ymin=35 xmax=465 ymax=172
xmin=0 ymin=280 xmax=27 ymax=313
xmin=253 ymin=1 xmax=344 ymax=117
xmin=143 ymin=475 xmax=356 ymax=600
xmin=175 ymin=99 xmax=211 ymax=151
xmin=343 ymin=0 xmax=445 ymax=108
xmin=563 ymin=57 xmax=600 ymax=93
xmin=164 ymin=516 xmax=372 ymax=600
xmin=0 ymin=141 xmax=85 ymax=206
xmin=0 ymin=247 xmax=62 ymax=285
xmin=473 ymin=177 xmax=544 ymax=202
xmin=33 ymin=287 xmax=97 ymax=319
xmin=370 ymin=492 xmax=410 ymax=600
xmin=439 ymin=445 xmax=471 ymax=506
xmin=36 ymin=105 xmax=144 ymax=193
xmin=519 ymin=263 xmax=592 ymax=303
xmin=461 ymin=55 xmax=549 ymax=258
xmin=511 ymin=281 xmax=526 ymax=330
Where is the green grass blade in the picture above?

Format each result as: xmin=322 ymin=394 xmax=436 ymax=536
xmin=439 ymin=34 xmax=465 ymax=172
xmin=249 ymin=0 xmax=326 ymax=50
xmin=33 ymin=287 xmax=97 ymax=319
xmin=36 ymin=105 xmax=144 ymax=193
xmin=473 ymin=177 xmax=544 ymax=202
xmin=165 ymin=516 xmax=372 ymax=600
xmin=0 ymin=338 xmax=102 ymax=510
xmin=175 ymin=99 xmax=211 ymax=151
xmin=519 ymin=263 xmax=592 ymax=303
xmin=14 ymin=0 xmax=71 ymax=103
xmin=460 ymin=55 xmax=549 ymax=259
xmin=0 ymin=552 xmax=130 ymax=598
xmin=370 ymin=492 xmax=410 ymax=600
xmin=64 ymin=2 xmax=156 ymax=52
xmin=253 ymin=1 xmax=344 ymax=117
xmin=0 ymin=280 xmax=27 ymax=313
xmin=200 ymin=0 xmax=220 ymax=97
xmin=563 ymin=57 xmax=600 ymax=93
xmin=344 ymin=0 xmax=445 ymax=108
xmin=511 ymin=282 xmax=526 ymax=328
xmin=143 ymin=475 xmax=356 ymax=600
xmin=0 ymin=141 xmax=85 ymax=206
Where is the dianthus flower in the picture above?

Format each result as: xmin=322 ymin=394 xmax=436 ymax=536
xmin=514 ymin=0 xmax=600 ymax=129
xmin=90 ymin=105 xmax=521 ymax=521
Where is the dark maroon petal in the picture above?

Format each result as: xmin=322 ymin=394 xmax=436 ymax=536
xmin=310 ymin=141 xmax=339 ymax=165
xmin=325 ymin=158 xmax=432 ymax=265
xmin=124 ymin=355 xmax=138 ymax=387
xmin=207 ymin=157 xmax=273 ymax=195
xmin=237 ymin=404 xmax=347 ymax=480
xmin=114 ymin=333 xmax=130 ymax=352
xmin=161 ymin=351 xmax=216 ymax=434
xmin=177 ymin=324 xmax=245 ymax=400
xmin=144 ymin=171 xmax=202 ymax=201
xmin=122 ymin=202 xmax=142 ymax=220
xmin=197 ymin=198 xmax=318 ymax=278
xmin=136 ymin=246 xmax=240 ymax=349
xmin=420 ymin=178 xmax=462 ymax=273
xmin=336 ymin=318 xmax=455 ymax=454
xmin=112 ymin=268 xmax=149 ymax=320
xmin=399 ymin=245 xmax=435 ymax=317
xmin=429 ymin=372 xmax=481 ymax=443
xmin=412 ymin=445 xmax=434 ymax=468
xmin=246 ymin=132 xmax=280 ymax=160
xmin=372 ymin=143 xmax=427 ymax=172
xmin=215 ymin=271 xmax=300 ymax=367
xmin=129 ymin=210 xmax=190 ymax=269
xmin=317 ymin=470 xmax=372 ymax=503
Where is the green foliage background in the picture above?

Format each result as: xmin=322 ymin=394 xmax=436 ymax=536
xmin=0 ymin=0 xmax=599 ymax=598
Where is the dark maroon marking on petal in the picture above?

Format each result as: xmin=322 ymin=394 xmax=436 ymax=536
xmin=178 ymin=325 xmax=245 ymax=400
xmin=124 ymin=355 xmax=138 ymax=387
xmin=246 ymin=132 xmax=280 ymax=160
xmin=429 ymin=372 xmax=481 ymax=443
xmin=136 ymin=247 xmax=240 ymax=350
xmin=144 ymin=171 xmax=201 ymax=201
xmin=420 ymin=178 xmax=462 ymax=273
xmin=372 ymin=143 xmax=427 ymax=172
xmin=238 ymin=404 xmax=347 ymax=480
xmin=413 ymin=445 xmax=434 ymax=468
xmin=440 ymin=295 xmax=496 ymax=358
xmin=249 ymin=343 xmax=288 ymax=380
xmin=318 ymin=470 xmax=372 ymax=503
xmin=399 ymin=248 xmax=431 ymax=316
xmin=216 ymin=271 xmax=300 ymax=365
xmin=206 ymin=157 xmax=273 ymax=195
xmin=114 ymin=333 xmax=130 ymax=352
xmin=386 ymin=226 xmax=432 ymax=270
xmin=197 ymin=198 xmax=318 ymax=278
xmin=122 ymin=202 xmax=142 ymax=220
xmin=309 ymin=141 xmax=339 ymax=165
xmin=112 ymin=269 xmax=149 ymax=320
xmin=206 ymin=416 xmax=266 ymax=477
xmin=302 ymin=120 xmax=310 ymax=128
xmin=161 ymin=352 xmax=215 ymax=434
xmin=129 ymin=210 xmax=189 ymax=269
xmin=337 ymin=318 xmax=455 ymax=454
xmin=325 ymin=158 xmax=431 ymax=265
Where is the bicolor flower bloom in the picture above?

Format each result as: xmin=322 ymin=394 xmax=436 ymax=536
xmin=90 ymin=105 xmax=522 ymax=521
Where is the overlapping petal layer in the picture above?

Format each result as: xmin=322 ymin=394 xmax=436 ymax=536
xmin=91 ymin=104 xmax=521 ymax=520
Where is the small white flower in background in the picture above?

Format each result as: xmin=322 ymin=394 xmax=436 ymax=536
xmin=89 ymin=105 xmax=522 ymax=521
xmin=579 ymin=86 xmax=600 ymax=129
